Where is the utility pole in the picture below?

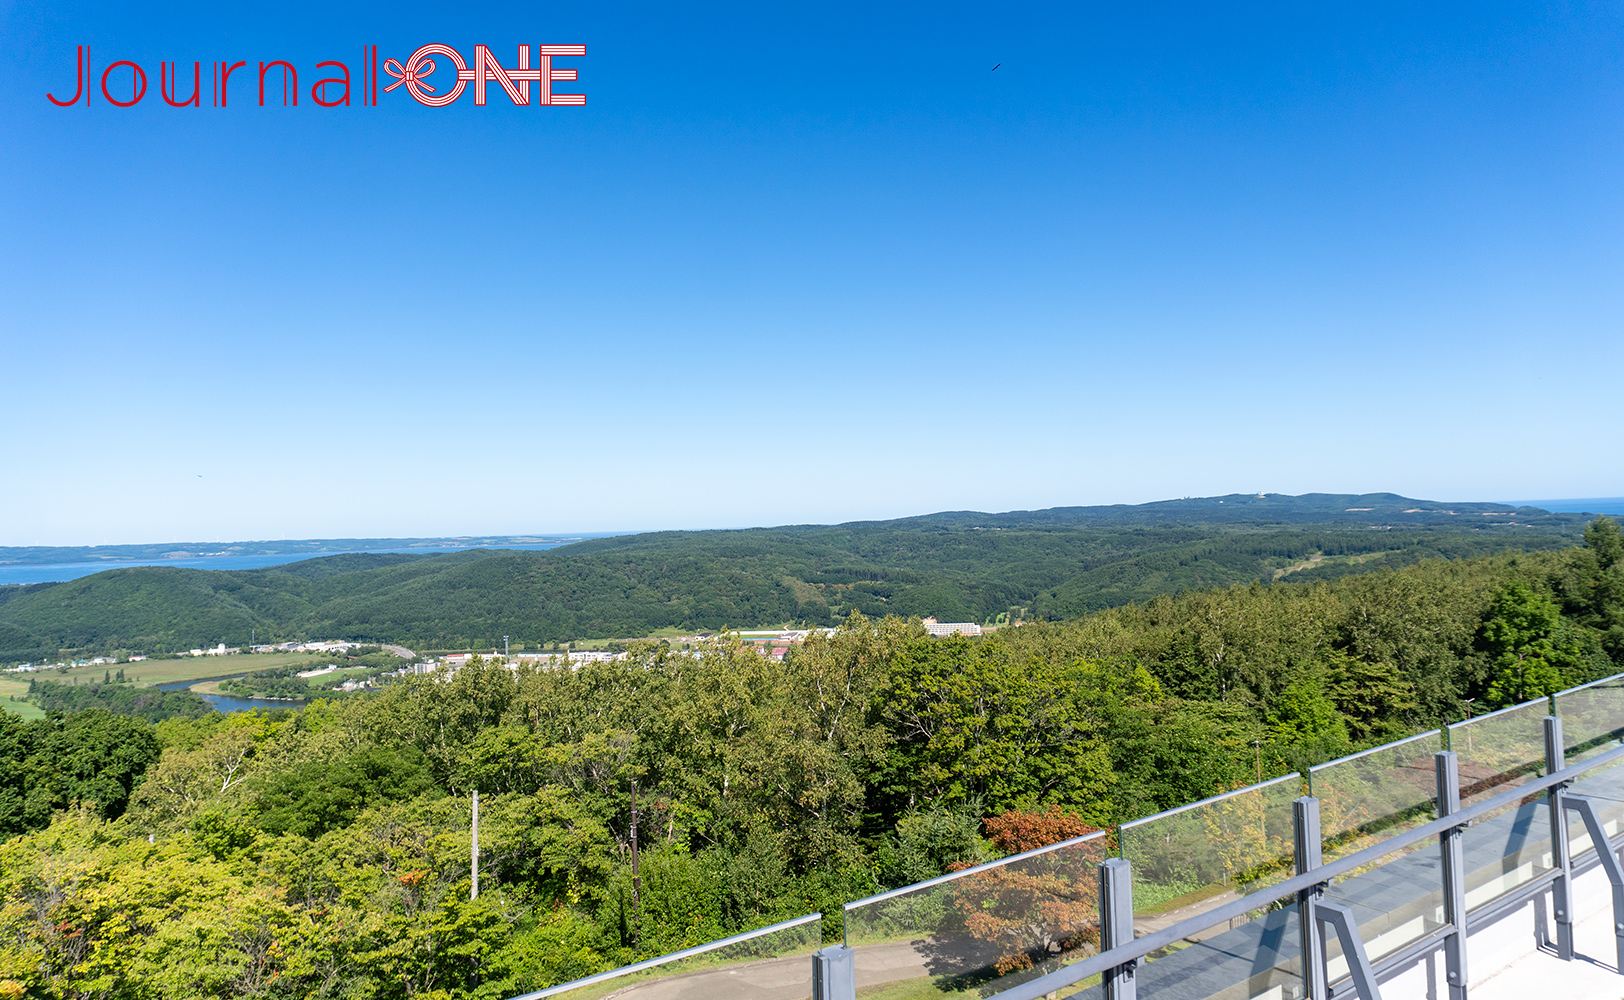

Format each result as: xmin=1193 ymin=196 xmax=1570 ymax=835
xmin=630 ymin=780 xmax=642 ymax=950
xmin=471 ymin=789 xmax=480 ymax=901
xmin=1252 ymin=739 xmax=1266 ymax=847
xmin=503 ymin=635 xmax=509 ymax=659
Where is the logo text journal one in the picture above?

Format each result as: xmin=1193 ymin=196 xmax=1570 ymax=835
xmin=47 ymin=44 xmax=585 ymax=108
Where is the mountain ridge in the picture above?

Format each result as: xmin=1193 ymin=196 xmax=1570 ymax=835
xmin=0 ymin=493 xmax=1600 ymax=661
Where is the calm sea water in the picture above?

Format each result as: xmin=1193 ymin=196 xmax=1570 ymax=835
xmin=1513 ymin=498 xmax=1624 ymax=516
xmin=0 ymin=540 xmax=611 ymax=586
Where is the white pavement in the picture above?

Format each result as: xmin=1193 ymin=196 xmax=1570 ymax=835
xmin=1470 ymin=880 xmax=1624 ymax=1000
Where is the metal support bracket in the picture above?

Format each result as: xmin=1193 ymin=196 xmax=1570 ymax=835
xmin=1435 ymin=751 xmax=1468 ymax=1000
xmin=1563 ymin=794 xmax=1624 ymax=974
xmin=1100 ymin=857 xmax=1137 ymax=1000
xmin=1316 ymin=900 xmax=1384 ymax=1000
xmin=813 ymin=944 xmax=856 ymax=1000
xmin=1546 ymin=716 xmax=1575 ymax=960
xmin=1296 ymin=796 xmax=1327 ymax=1000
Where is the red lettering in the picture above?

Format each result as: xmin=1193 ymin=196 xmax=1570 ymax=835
xmin=258 ymin=61 xmax=298 ymax=106
xmin=100 ymin=61 xmax=146 ymax=107
xmin=311 ymin=61 xmax=350 ymax=106
xmin=161 ymin=62 xmax=201 ymax=107
xmin=221 ymin=61 xmax=246 ymax=106
xmin=47 ymin=45 xmax=84 ymax=106
xmin=473 ymin=45 xmax=529 ymax=106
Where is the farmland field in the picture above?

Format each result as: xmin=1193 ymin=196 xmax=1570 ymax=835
xmin=0 ymin=693 xmax=44 ymax=719
xmin=11 ymin=651 xmax=350 ymax=691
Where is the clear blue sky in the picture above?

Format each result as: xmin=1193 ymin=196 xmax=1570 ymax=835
xmin=4 ymin=2 xmax=1622 ymax=545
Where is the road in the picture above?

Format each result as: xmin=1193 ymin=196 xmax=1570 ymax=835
xmin=589 ymin=936 xmax=1001 ymax=1000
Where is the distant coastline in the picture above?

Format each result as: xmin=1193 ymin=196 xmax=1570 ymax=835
xmin=1509 ymin=498 xmax=1624 ymax=516
xmin=0 ymin=534 xmax=633 ymax=586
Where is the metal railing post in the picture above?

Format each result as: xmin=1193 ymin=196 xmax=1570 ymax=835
xmin=813 ymin=944 xmax=856 ymax=1000
xmin=1100 ymin=857 xmax=1136 ymax=1000
xmin=1295 ymin=796 xmax=1327 ymax=1000
xmin=1435 ymin=751 xmax=1468 ymax=999
xmin=1546 ymin=715 xmax=1574 ymax=960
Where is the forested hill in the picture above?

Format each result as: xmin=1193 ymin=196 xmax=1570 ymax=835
xmin=0 ymin=493 xmax=1595 ymax=659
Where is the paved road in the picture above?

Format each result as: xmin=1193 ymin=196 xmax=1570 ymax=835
xmin=587 ymin=936 xmax=1001 ymax=1000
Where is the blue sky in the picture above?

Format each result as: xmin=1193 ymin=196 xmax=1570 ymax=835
xmin=3 ymin=2 xmax=1622 ymax=544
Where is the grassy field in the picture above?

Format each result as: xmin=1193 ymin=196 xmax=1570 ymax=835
xmin=205 ymin=663 xmax=376 ymax=695
xmin=0 ymin=693 xmax=45 ymax=720
xmin=0 ymin=651 xmax=392 ymax=714
xmin=28 ymin=651 xmax=339 ymax=689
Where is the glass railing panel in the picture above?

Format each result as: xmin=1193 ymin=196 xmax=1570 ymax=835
xmin=1311 ymin=730 xmax=1442 ymax=860
xmin=843 ymin=831 xmax=1110 ymax=999
xmin=1443 ymin=699 xmax=1555 ymax=909
xmin=1457 ymin=788 xmax=1553 ymax=911
xmin=1321 ymin=861 xmax=1446 ymax=966
xmin=1119 ymin=772 xmax=1302 ymax=948
xmin=1450 ymin=697 xmax=1549 ymax=809
xmin=1556 ymin=673 xmax=1624 ymax=762
xmin=1305 ymin=730 xmax=1446 ymax=964
xmin=509 ymin=913 xmax=822 ymax=1000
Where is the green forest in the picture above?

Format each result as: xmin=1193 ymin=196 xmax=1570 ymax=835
xmin=1 ymin=517 xmax=1619 ymax=1000
xmin=0 ymin=494 xmax=1591 ymax=663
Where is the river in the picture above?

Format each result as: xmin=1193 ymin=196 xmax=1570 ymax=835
xmin=155 ymin=675 xmax=309 ymax=714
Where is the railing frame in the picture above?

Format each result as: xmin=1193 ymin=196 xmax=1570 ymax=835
xmin=1296 ymin=796 xmax=1327 ymax=1000
xmin=989 ymin=737 xmax=1624 ymax=1000
xmin=1436 ymin=751 xmax=1468 ymax=1000
xmin=1563 ymin=794 xmax=1624 ymax=971
xmin=1100 ymin=857 xmax=1136 ymax=1000
xmin=1545 ymin=715 xmax=1575 ymax=960
xmin=506 ymin=675 xmax=1624 ymax=1000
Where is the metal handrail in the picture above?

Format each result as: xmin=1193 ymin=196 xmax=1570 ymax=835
xmin=1448 ymin=693 xmax=1552 ymax=730
xmin=1552 ymin=670 xmax=1624 ymax=698
xmin=842 ymin=828 xmax=1110 ymax=917
xmin=988 ymin=739 xmax=1624 ymax=1000
xmin=508 ymin=912 xmax=824 ymax=1000
xmin=1307 ymin=726 xmax=1442 ymax=774
xmin=1118 ymin=769 xmax=1303 ymax=831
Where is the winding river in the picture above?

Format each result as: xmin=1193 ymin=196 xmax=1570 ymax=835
xmin=154 ymin=675 xmax=309 ymax=714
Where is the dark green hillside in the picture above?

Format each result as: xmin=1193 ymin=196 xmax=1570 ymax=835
xmin=266 ymin=551 xmax=428 ymax=579
xmin=872 ymin=492 xmax=1573 ymax=528
xmin=0 ymin=493 xmax=1594 ymax=659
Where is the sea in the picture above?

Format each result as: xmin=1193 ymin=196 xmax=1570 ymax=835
xmin=1512 ymin=498 xmax=1624 ymax=516
xmin=0 ymin=537 xmax=626 ymax=586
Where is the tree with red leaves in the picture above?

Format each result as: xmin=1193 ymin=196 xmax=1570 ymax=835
xmin=943 ymin=807 xmax=1108 ymax=976
xmin=984 ymin=805 xmax=1101 ymax=854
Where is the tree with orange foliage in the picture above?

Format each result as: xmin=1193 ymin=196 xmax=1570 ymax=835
xmin=984 ymin=805 xmax=1101 ymax=854
xmin=945 ymin=807 xmax=1109 ymax=976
